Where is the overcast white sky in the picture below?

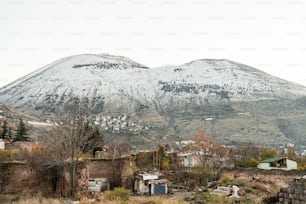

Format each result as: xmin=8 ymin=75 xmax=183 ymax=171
xmin=0 ymin=0 xmax=306 ymax=88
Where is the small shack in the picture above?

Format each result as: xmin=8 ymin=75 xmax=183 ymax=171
xmin=134 ymin=173 xmax=169 ymax=195
xmin=258 ymin=157 xmax=297 ymax=170
xmin=88 ymin=178 xmax=110 ymax=192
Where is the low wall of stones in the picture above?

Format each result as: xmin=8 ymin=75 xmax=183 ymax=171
xmin=268 ymin=179 xmax=306 ymax=203
xmin=221 ymin=168 xmax=306 ymax=203
xmin=1 ymin=163 xmax=54 ymax=195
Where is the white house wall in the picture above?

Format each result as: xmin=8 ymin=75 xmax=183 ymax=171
xmin=258 ymin=163 xmax=270 ymax=170
xmin=286 ymin=159 xmax=297 ymax=170
xmin=135 ymin=180 xmax=149 ymax=194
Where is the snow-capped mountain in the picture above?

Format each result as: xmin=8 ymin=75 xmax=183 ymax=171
xmin=1 ymin=54 xmax=306 ymax=148
xmin=0 ymin=54 xmax=305 ymax=110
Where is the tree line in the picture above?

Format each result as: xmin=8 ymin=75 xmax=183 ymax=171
xmin=0 ymin=117 xmax=30 ymax=142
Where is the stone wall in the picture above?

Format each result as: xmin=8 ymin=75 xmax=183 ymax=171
xmin=1 ymin=159 xmax=134 ymax=196
xmin=269 ymin=179 xmax=306 ymax=204
xmin=87 ymin=158 xmax=134 ymax=189
xmin=221 ymin=168 xmax=306 ymax=203
xmin=1 ymin=163 xmax=54 ymax=195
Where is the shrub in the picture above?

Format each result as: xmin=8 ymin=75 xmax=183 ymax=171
xmin=259 ymin=148 xmax=278 ymax=160
xmin=187 ymin=166 xmax=215 ymax=190
xmin=104 ymin=187 xmax=130 ymax=201
xmin=219 ymin=175 xmax=234 ymax=186
xmin=235 ymin=157 xmax=259 ymax=168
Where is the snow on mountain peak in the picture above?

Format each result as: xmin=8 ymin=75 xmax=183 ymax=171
xmin=2 ymin=54 xmax=306 ymax=147
xmin=0 ymin=54 xmax=306 ymax=113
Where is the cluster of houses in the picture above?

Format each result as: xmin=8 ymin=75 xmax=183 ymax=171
xmin=93 ymin=114 xmax=150 ymax=133
xmin=175 ymin=151 xmax=297 ymax=171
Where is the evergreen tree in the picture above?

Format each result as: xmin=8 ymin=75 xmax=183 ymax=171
xmin=7 ymin=127 xmax=12 ymax=141
xmin=1 ymin=120 xmax=8 ymax=140
xmin=14 ymin=118 xmax=30 ymax=142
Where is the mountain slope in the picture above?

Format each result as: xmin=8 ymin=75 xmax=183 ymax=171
xmin=0 ymin=104 xmax=51 ymax=142
xmin=1 ymin=54 xmax=306 ymax=149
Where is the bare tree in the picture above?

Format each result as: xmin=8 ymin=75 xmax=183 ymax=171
xmin=232 ymin=143 xmax=261 ymax=168
xmin=43 ymin=101 xmax=103 ymax=197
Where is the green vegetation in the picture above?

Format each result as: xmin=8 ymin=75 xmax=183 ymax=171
xmin=296 ymin=157 xmax=306 ymax=170
xmin=259 ymin=147 xmax=278 ymax=160
xmin=0 ymin=118 xmax=27 ymax=142
xmin=157 ymin=144 xmax=170 ymax=171
xmin=135 ymin=151 xmax=153 ymax=169
xmin=233 ymin=145 xmax=283 ymax=168
xmin=14 ymin=118 xmax=30 ymax=142
xmin=104 ymin=187 xmax=131 ymax=202
xmin=235 ymin=157 xmax=259 ymax=168
xmin=135 ymin=144 xmax=172 ymax=171
xmin=189 ymin=165 xmax=215 ymax=188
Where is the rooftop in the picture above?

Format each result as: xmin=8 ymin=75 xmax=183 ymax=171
xmin=260 ymin=158 xmax=284 ymax=163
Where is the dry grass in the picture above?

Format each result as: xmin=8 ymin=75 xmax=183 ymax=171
xmin=0 ymin=194 xmax=62 ymax=204
xmin=0 ymin=194 xmax=186 ymax=204
xmin=130 ymin=196 xmax=186 ymax=204
xmin=95 ymin=195 xmax=186 ymax=204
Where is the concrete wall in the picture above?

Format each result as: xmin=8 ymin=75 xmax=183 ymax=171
xmin=287 ymin=159 xmax=298 ymax=170
xmin=258 ymin=162 xmax=270 ymax=170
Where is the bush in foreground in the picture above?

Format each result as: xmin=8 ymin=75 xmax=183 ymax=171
xmin=104 ymin=187 xmax=130 ymax=201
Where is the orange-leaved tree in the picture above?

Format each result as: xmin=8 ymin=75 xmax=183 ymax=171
xmin=189 ymin=130 xmax=230 ymax=170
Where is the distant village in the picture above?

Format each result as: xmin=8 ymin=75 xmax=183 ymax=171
xmin=1 ymin=106 xmax=306 ymax=203
xmin=93 ymin=114 xmax=150 ymax=133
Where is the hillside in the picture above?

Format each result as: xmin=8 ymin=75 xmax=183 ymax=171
xmin=1 ymin=54 xmax=306 ymax=149
xmin=0 ymin=104 xmax=51 ymax=142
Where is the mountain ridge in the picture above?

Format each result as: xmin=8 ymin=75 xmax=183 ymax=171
xmin=1 ymin=54 xmax=306 ymax=149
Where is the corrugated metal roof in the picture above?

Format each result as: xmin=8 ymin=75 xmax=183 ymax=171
xmin=142 ymin=174 xmax=159 ymax=180
xmin=260 ymin=158 xmax=283 ymax=163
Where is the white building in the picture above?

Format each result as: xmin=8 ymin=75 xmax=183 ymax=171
xmin=177 ymin=152 xmax=200 ymax=168
xmin=134 ymin=173 xmax=169 ymax=195
xmin=258 ymin=158 xmax=297 ymax=170
xmin=0 ymin=139 xmax=4 ymax=150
